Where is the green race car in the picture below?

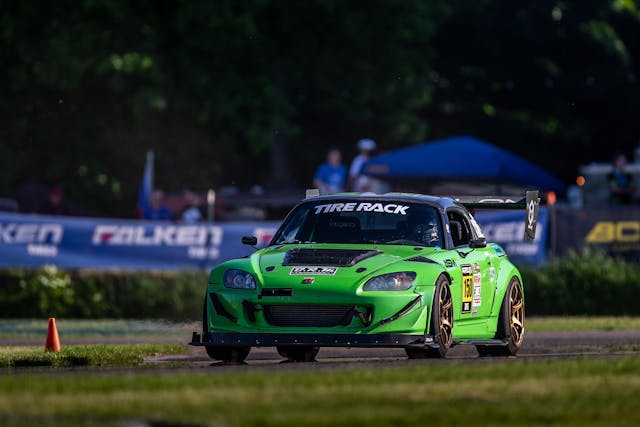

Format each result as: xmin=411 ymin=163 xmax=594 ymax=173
xmin=191 ymin=191 xmax=539 ymax=362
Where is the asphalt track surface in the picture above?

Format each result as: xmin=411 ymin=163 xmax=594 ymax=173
xmin=4 ymin=329 xmax=638 ymax=372
xmin=144 ymin=330 xmax=640 ymax=370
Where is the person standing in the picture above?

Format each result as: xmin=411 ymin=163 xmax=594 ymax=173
xmin=37 ymin=186 xmax=72 ymax=216
xmin=313 ymin=148 xmax=347 ymax=194
xmin=608 ymin=153 xmax=634 ymax=205
xmin=349 ymin=138 xmax=376 ymax=192
xmin=142 ymin=189 xmax=172 ymax=220
xmin=180 ymin=189 xmax=204 ymax=223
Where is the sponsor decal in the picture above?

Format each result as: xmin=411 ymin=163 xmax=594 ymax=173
xmin=0 ymin=222 xmax=63 ymax=258
xmin=477 ymin=198 xmax=518 ymax=204
xmin=525 ymin=191 xmax=539 ymax=240
xmin=328 ymin=218 xmax=357 ymax=228
xmin=289 ymin=266 xmax=338 ymax=275
xmin=585 ymin=221 xmax=640 ymax=244
xmin=472 ymin=263 xmax=482 ymax=316
xmin=301 ymin=277 xmax=315 ymax=284
xmin=443 ymin=259 xmax=456 ymax=268
xmin=461 ymin=264 xmax=473 ymax=313
xmin=490 ymin=243 xmax=506 ymax=257
xmin=584 ymin=221 xmax=640 ymax=253
xmin=313 ymin=203 xmax=409 ymax=215
xmin=0 ymin=223 xmax=63 ymax=244
xmin=92 ymin=225 xmax=224 ymax=261
xmin=92 ymin=225 xmax=223 ymax=246
xmin=527 ymin=200 xmax=536 ymax=232
xmin=482 ymin=221 xmax=541 ymax=242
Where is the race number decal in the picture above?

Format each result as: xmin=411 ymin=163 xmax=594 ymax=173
xmin=461 ymin=264 xmax=473 ymax=313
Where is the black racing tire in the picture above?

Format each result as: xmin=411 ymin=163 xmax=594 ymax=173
xmin=205 ymin=346 xmax=251 ymax=363
xmin=405 ymin=274 xmax=453 ymax=359
xmin=202 ymin=295 xmax=208 ymax=335
xmin=277 ymin=346 xmax=320 ymax=362
xmin=202 ymin=294 xmax=251 ymax=363
xmin=476 ymin=276 xmax=525 ymax=357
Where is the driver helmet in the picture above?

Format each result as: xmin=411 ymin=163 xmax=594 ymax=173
xmin=407 ymin=211 xmax=439 ymax=245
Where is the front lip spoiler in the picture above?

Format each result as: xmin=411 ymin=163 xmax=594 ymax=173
xmin=191 ymin=332 xmax=429 ymax=348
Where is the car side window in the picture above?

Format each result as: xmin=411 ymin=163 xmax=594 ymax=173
xmin=447 ymin=210 xmax=473 ymax=247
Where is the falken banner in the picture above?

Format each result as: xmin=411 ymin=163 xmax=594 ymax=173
xmin=475 ymin=207 xmax=548 ymax=266
xmin=0 ymin=212 xmax=280 ymax=270
xmin=0 ymin=208 xmax=547 ymax=270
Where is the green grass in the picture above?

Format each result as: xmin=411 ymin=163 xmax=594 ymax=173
xmin=0 ymin=357 xmax=639 ymax=426
xmin=526 ymin=316 xmax=640 ymax=332
xmin=0 ymin=344 xmax=186 ymax=368
xmin=0 ymin=319 xmax=197 ymax=341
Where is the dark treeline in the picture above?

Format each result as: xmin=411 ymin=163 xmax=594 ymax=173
xmin=1 ymin=0 xmax=639 ymax=216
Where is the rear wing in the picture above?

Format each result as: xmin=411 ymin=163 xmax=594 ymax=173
xmin=453 ymin=190 xmax=541 ymax=242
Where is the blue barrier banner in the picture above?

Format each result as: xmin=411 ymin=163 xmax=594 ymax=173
xmin=0 ymin=208 xmax=547 ymax=270
xmin=475 ymin=207 xmax=548 ymax=266
xmin=0 ymin=213 xmax=280 ymax=271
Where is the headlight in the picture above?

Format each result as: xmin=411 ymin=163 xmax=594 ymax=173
xmin=223 ymin=269 xmax=257 ymax=289
xmin=363 ymin=272 xmax=416 ymax=291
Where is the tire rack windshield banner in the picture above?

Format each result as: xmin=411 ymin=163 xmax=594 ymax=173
xmin=0 ymin=208 xmax=548 ymax=270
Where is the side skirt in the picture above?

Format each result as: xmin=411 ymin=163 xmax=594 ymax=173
xmin=455 ymin=338 xmax=509 ymax=346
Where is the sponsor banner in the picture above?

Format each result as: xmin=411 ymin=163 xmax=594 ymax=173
xmin=0 ymin=207 xmax=549 ymax=270
xmin=475 ymin=207 xmax=548 ymax=266
xmin=0 ymin=212 xmax=279 ymax=271
xmin=555 ymin=206 xmax=640 ymax=262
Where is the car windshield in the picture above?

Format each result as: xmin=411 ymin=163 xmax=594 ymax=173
xmin=272 ymin=200 xmax=443 ymax=247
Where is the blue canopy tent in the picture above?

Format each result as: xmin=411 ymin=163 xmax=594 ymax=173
xmin=363 ymin=136 xmax=565 ymax=194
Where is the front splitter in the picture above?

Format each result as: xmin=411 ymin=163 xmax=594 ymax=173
xmin=191 ymin=332 xmax=430 ymax=348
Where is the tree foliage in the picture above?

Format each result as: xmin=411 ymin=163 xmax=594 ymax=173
xmin=1 ymin=0 xmax=638 ymax=216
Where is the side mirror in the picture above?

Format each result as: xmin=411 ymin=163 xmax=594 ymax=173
xmin=469 ymin=237 xmax=487 ymax=248
xmin=242 ymin=236 xmax=258 ymax=247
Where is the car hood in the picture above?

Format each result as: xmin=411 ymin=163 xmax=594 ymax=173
xmin=253 ymin=244 xmax=439 ymax=291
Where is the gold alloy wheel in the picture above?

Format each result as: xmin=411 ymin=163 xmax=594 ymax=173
xmin=438 ymin=282 xmax=454 ymax=349
xmin=509 ymin=282 xmax=525 ymax=346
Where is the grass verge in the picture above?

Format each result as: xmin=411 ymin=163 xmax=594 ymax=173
xmin=0 ymin=319 xmax=197 ymax=342
xmin=526 ymin=316 xmax=640 ymax=332
xmin=0 ymin=357 xmax=639 ymax=426
xmin=0 ymin=344 xmax=186 ymax=368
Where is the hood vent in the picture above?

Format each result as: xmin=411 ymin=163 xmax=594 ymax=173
xmin=282 ymin=248 xmax=381 ymax=267
xmin=406 ymin=256 xmax=438 ymax=265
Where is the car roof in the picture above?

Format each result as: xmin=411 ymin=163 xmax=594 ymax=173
xmin=301 ymin=192 xmax=463 ymax=210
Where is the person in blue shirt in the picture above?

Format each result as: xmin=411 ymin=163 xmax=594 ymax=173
xmin=142 ymin=189 xmax=172 ymax=220
xmin=608 ymin=153 xmax=634 ymax=205
xmin=313 ymin=148 xmax=347 ymax=194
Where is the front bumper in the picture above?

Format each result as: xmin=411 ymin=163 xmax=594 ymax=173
xmin=191 ymin=331 xmax=433 ymax=348
xmin=205 ymin=289 xmax=431 ymax=336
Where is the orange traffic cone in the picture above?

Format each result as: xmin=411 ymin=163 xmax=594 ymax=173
xmin=45 ymin=317 xmax=61 ymax=353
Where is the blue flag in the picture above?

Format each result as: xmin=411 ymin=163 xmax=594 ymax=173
xmin=137 ymin=151 xmax=154 ymax=215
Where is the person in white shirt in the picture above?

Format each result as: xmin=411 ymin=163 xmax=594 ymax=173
xmin=349 ymin=138 xmax=377 ymax=192
xmin=181 ymin=189 xmax=203 ymax=224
